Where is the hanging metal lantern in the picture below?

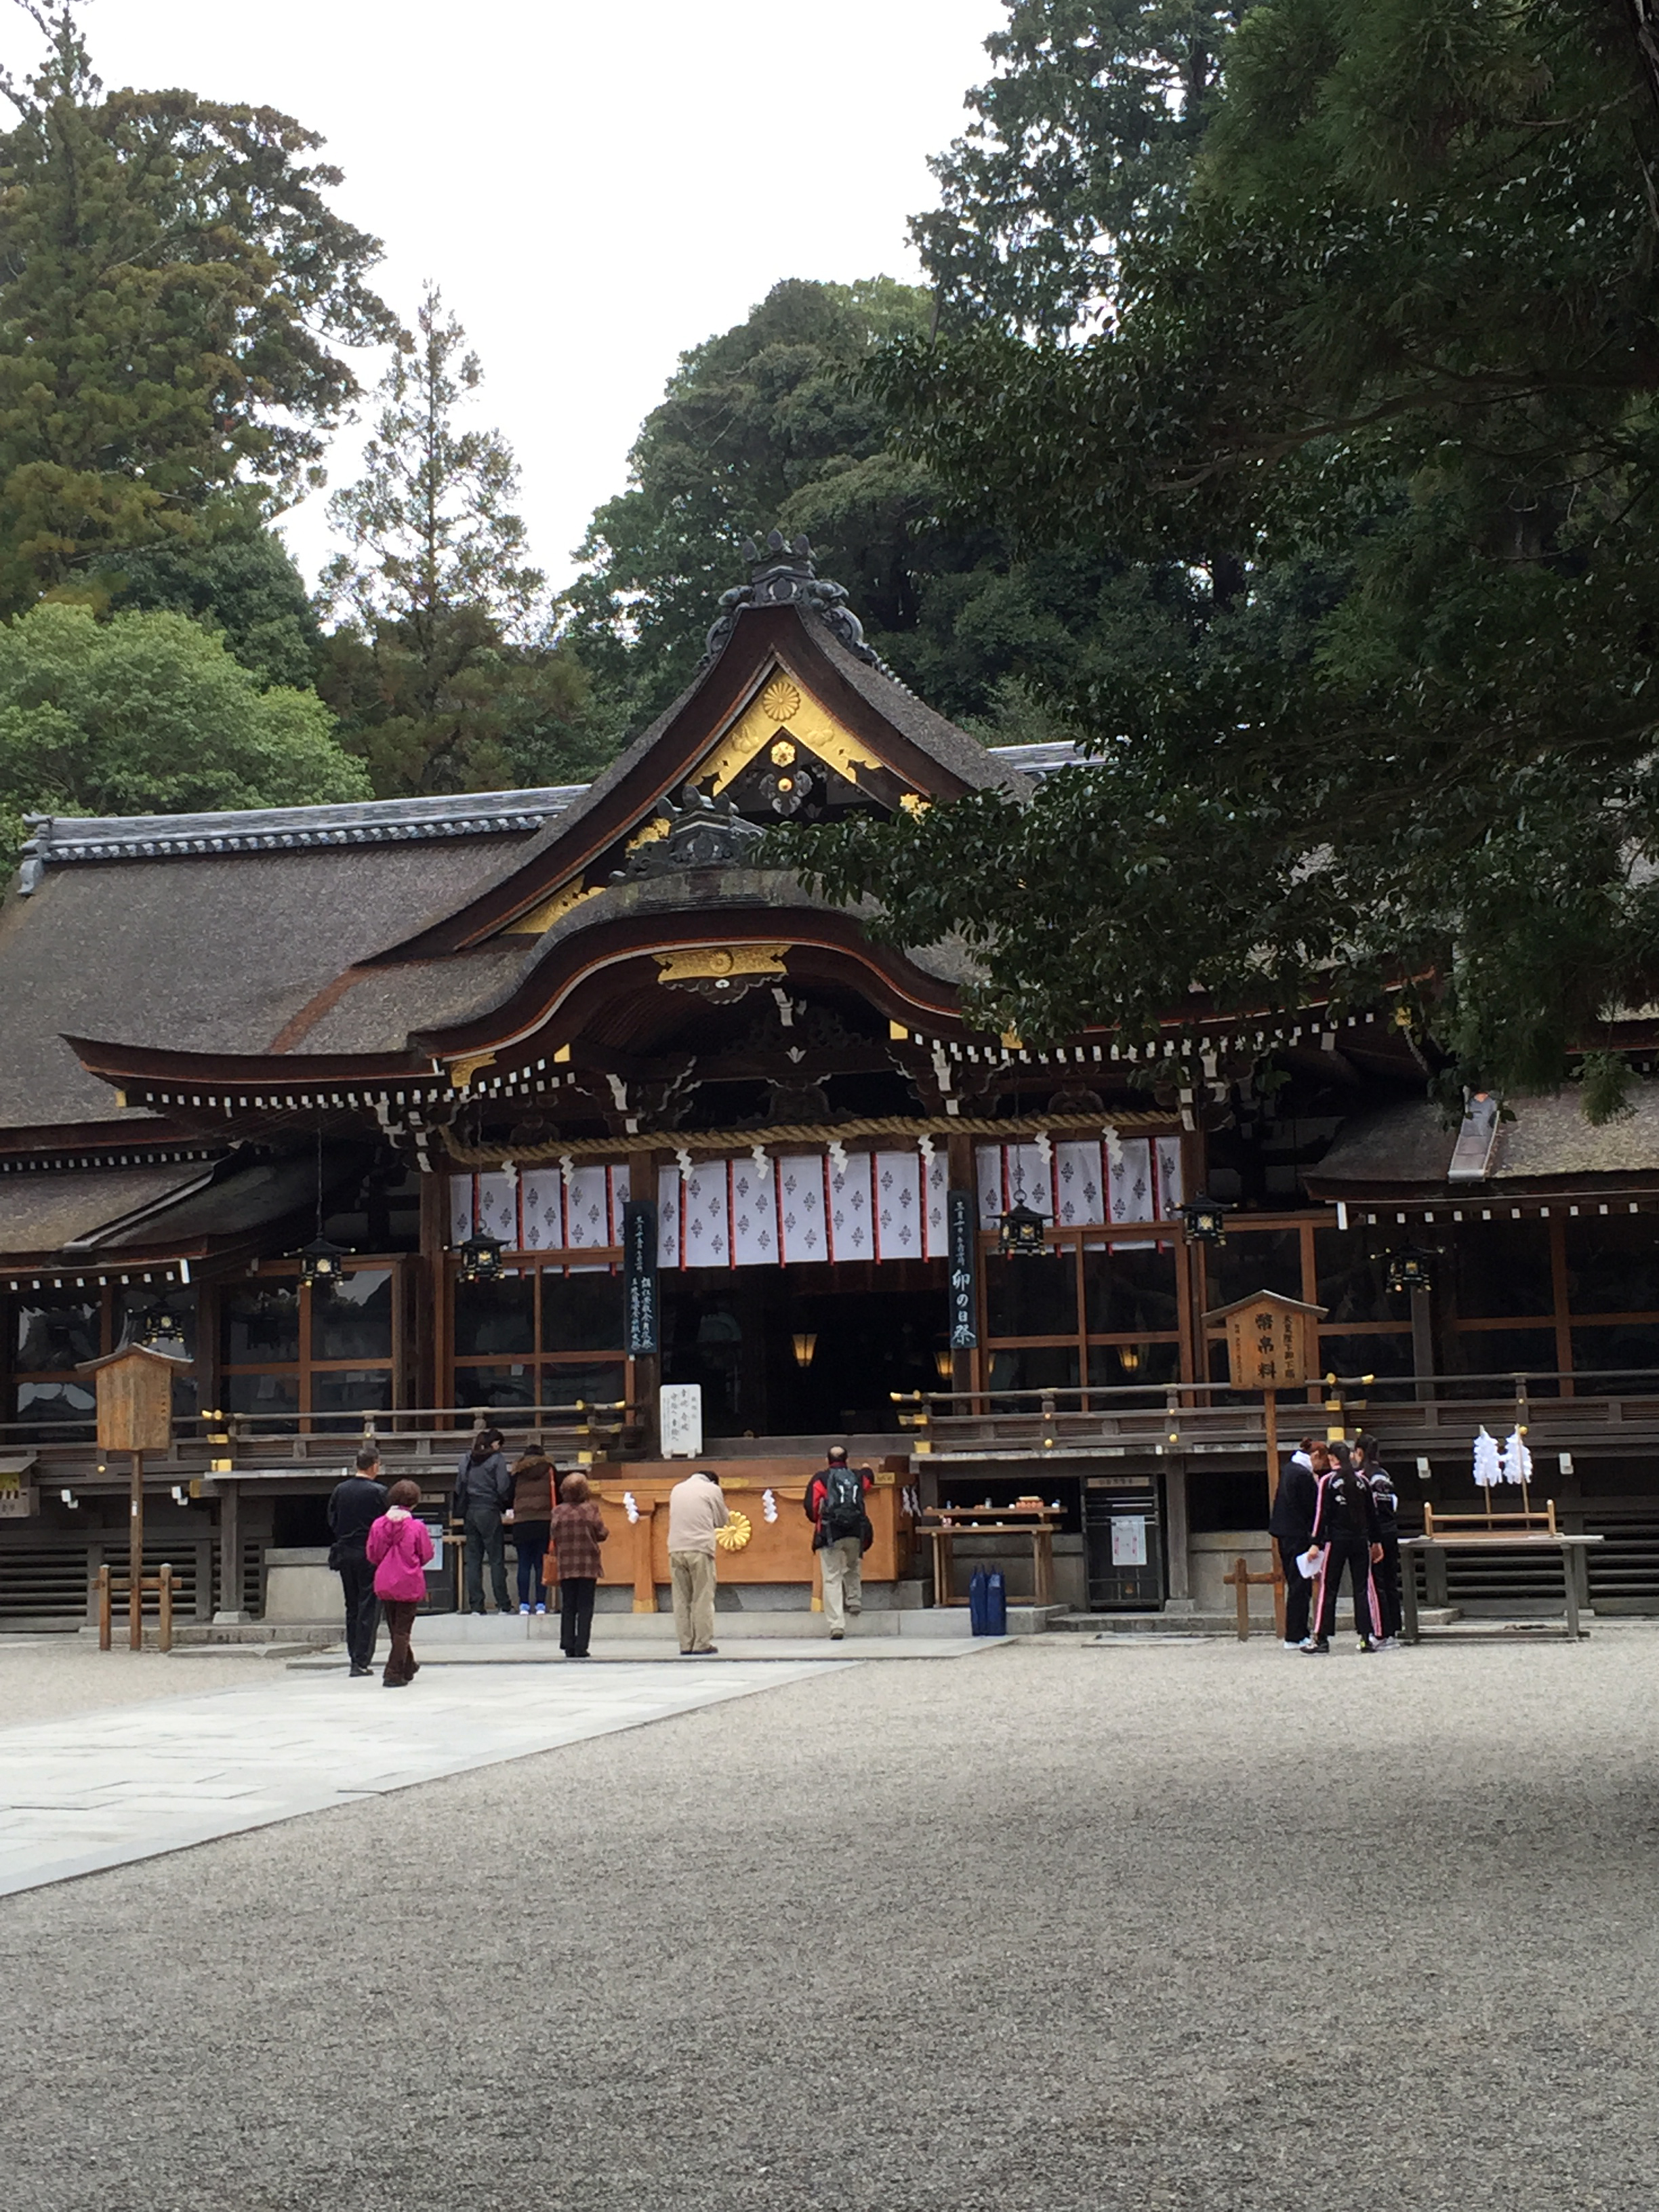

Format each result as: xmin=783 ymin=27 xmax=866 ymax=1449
xmin=1181 ymin=1194 xmax=1230 ymax=1246
xmin=457 ymin=1230 xmax=505 ymax=1286
xmin=791 ymin=1330 xmax=818 ymax=1369
xmin=998 ymin=1201 xmax=1048 ymax=1258
xmin=298 ymin=1236 xmax=348 ymax=1291
xmin=1387 ymin=1246 xmax=1434 ymax=1294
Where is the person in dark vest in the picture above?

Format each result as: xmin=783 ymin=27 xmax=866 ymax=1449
xmin=452 ymin=1427 xmax=513 ymax=1615
xmin=1355 ymin=1435 xmax=1402 ymax=1649
xmin=327 ymin=1442 xmax=388 ymax=1676
xmin=804 ymin=1443 xmax=874 ymax=1641
xmin=1303 ymin=1452 xmax=1384 ymax=1655
xmin=1269 ymin=1437 xmax=1324 ymax=1652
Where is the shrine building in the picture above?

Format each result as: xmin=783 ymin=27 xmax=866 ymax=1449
xmin=4 ymin=536 xmax=1659 ymax=1633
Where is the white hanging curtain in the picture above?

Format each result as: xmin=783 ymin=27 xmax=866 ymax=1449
xmin=924 ymin=1150 xmax=949 ymax=1257
xmin=1153 ymin=1135 xmax=1185 ymax=1220
xmin=779 ymin=1154 xmax=829 ymax=1263
xmin=475 ymin=1171 xmax=518 ymax=1247
xmin=657 ymin=1165 xmax=682 ymax=1269
xmin=520 ymin=1168 xmax=565 ymax=1252
xmin=874 ymin=1149 xmax=924 ymax=1259
xmin=731 ymin=1157 xmax=780 ymax=1265
xmin=1108 ymin=1138 xmax=1155 ymax=1226
xmin=1054 ymin=1141 xmax=1106 ymax=1228
xmin=828 ymin=1153 xmax=874 ymax=1261
xmin=448 ymin=1173 xmax=475 ymax=1246
xmin=563 ymin=1166 xmax=612 ymax=1250
xmin=975 ymin=1144 xmax=1004 ymax=1230
xmin=680 ymin=1162 xmax=731 ymax=1267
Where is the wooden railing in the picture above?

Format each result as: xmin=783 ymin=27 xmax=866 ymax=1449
xmin=0 ymin=1399 xmax=638 ymax=1477
xmin=888 ymin=1369 xmax=1659 ymax=1462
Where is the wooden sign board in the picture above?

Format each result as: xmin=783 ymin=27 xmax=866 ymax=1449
xmin=77 ymin=1343 xmax=190 ymax=1454
xmin=1204 ymin=1291 xmax=1327 ymax=1394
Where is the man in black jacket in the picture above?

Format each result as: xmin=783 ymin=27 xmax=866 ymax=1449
xmin=328 ymin=1443 xmax=388 ymax=1676
xmin=1270 ymin=1438 xmax=1323 ymax=1650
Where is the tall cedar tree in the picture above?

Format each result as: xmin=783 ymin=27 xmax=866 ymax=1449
xmin=565 ymin=275 xmax=1221 ymax=739
xmin=0 ymin=2 xmax=395 ymax=608
xmin=789 ymin=0 xmax=1659 ymax=1116
xmin=321 ymin=285 xmax=605 ymax=797
xmin=914 ymin=1 xmax=1248 ymax=334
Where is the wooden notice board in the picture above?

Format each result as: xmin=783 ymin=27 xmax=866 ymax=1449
xmin=1205 ymin=1291 xmax=1326 ymax=1393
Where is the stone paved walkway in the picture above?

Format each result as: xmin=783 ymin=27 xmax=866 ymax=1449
xmin=0 ymin=1660 xmax=827 ymax=1895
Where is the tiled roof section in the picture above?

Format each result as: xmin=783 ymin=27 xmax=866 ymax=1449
xmin=18 ymin=786 xmax=587 ymax=882
xmin=989 ymin=740 xmax=1083 ymax=779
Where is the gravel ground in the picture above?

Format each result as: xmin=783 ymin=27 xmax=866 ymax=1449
xmin=0 ymin=1637 xmax=272 ymax=1725
xmin=3 ymin=1631 xmax=1658 ymax=2212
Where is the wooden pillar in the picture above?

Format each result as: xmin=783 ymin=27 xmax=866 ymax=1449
xmin=419 ymin=1170 xmax=450 ymax=1425
xmin=1163 ymin=1456 xmax=1192 ymax=1604
xmin=128 ymin=1448 xmax=144 ymax=1650
xmin=632 ymin=1502 xmax=657 ymax=1613
xmin=214 ymin=1479 xmax=244 ymax=1623
xmin=1411 ymin=1288 xmax=1435 ymax=1401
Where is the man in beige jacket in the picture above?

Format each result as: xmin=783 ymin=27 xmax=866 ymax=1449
xmin=667 ymin=1467 xmax=729 ymax=1654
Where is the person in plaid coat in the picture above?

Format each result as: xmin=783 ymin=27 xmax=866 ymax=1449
xmin=547 ymin=1471 xmax=609 ymax=1659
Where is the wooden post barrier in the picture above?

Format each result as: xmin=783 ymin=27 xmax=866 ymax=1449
xmin=96 ymin=1560 xmax=175 ymax=1652
xmin=1223 ymin=1555 xmax=1286 ymax=1643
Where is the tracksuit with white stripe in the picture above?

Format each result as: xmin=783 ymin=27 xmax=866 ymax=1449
xmin=1308 ymin=1468 xmax=1382 ymax=1645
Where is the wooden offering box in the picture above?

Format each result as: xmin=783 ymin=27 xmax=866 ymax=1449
xmin=583 ymin=1457 xmax=913 ymax=1612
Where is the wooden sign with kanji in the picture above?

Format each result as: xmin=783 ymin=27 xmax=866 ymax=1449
xmin=1204 ymin=1291 xmax=1327 ymax=1393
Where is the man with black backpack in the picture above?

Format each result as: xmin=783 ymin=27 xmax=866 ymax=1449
xmin=804 ymin=1443 xmax=874 ymax=1639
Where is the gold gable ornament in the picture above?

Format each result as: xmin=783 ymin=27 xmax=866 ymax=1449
xmin=654 ymin=945 xmax=789 ymax=1002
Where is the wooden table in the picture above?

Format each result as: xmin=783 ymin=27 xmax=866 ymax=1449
xmin=922 ymin=1507 xmax=1059 ymax=1608
xmin=1399 ymin=1533 xmax=1604 ymax=1642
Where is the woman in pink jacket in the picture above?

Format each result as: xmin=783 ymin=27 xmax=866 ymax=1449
xmin=365 ymin=1479 xmax=434 ymax=1687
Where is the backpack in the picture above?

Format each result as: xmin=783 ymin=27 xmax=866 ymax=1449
xmin=821 ymin=1465 xmax=865 ymax=1539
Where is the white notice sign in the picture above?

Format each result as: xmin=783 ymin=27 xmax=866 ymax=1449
xmin=659 ymin=1383 xmax=704 ymax=1459
xmin=1110 ymin=1514 xmax=1148 ymax=1568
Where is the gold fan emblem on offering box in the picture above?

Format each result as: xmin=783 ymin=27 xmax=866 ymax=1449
xmin=759 ymin=678 xmax=802 ymax=724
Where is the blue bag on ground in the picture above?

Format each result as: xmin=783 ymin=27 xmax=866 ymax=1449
xmin=969 ymin=1566 xmax=988 ymax=1634
xmin=968 ymin=1568 xmax=1007 ymax=1636
xmin=983 ymin=1569 xmax=1007 ymax=1636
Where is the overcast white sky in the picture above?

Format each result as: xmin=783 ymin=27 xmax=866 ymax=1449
xmin=51 ymin=0 xmax=1006 ymax=592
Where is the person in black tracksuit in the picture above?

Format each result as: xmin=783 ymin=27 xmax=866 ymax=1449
xmin=1305 ymin=1460 xmax=1382 ymax=1654
xmin=1355 ymin=1439 xmax=1401 ymax=1644
xmin=1269 ymin=1438 xmax=1325 ymax=1647
xmin=328 ymin=1443 xmax=388 ymax=1676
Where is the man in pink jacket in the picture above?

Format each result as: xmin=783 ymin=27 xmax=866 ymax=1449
xmin=366 ymin=1479 xmax=434 ymax=1687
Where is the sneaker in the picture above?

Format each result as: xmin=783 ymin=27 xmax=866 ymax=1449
xmin=348 ymin=1664 xmax=373 ymax=1677
xmin=830 ymin=1630 xmax=844 ymax=1641
xmin=518 ymin=1603 xmax=531 ymax=1615
xmin=1280 ymin=1640 xmax=1303 ymax=1652
xmin=534 ymin=1603 xmax=547 ymax=1616
xmin=1357 ymin=1637 xmax=1375 ymax=1654
xmin=692 ymin=1645 xmax=718 ymax=1656
xmin=1300 ymin=1637 xmax=1330 ymax=1656
xmin=1376 ymin=1636 xmax=1401 ymax=1651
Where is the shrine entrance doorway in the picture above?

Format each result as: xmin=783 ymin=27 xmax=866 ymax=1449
xmin=659 ymin=1261 xmax=947 ymax=1438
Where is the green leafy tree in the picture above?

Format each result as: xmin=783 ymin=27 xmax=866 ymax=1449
xmin=0 ymin=1 xmax=395 ymax=607
xmin=112 ymin=509 xmax=322 ymax=690
xmin=320 ymin=285 xmax=605 ymax=796
xmin=0 ymin=599 xmax=367 ymax=857
xmin=914 ymin=1 xmax=1249 ymax=333
xmin=565 ymin=275 xmax=1218 ymax=734
xmin=796 ymin=0 xmax=1659 ymax=1113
